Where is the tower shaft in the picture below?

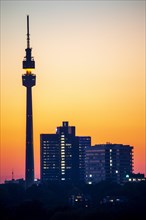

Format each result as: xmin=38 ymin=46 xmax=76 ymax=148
xmin=22 ymin=15 xmax=36 ymax=188
xmin=25 ymin=86 xmax=34 ymax=188
xmin=22 ymin=74 xmax=36 ymax=188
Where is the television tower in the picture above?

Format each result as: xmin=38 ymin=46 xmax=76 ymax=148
xmin=22 ymin=15 xmax=36 ymax=188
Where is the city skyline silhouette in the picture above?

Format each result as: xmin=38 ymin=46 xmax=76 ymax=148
xmin=1 ymin=0 xmax=145 ymax=183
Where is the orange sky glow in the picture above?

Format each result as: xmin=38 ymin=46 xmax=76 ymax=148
xmin=0 ymin=0 xmax=145 ymax=182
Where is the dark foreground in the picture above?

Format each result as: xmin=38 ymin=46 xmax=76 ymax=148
xmin=0 ymin=181 xmax=146 ymax=220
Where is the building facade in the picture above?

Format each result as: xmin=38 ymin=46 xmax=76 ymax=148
xmin=77 ymin=136 xmax=91 ymax=182
xmin=125 ymin=173 xmax=145 ymax=182
xmin=85 ymin=143 xmax=133 ymax=184
xmin=40 ymin=122 xmax=91 ymax=183
xmin=40 ymin=134 xmax=60 ymax=182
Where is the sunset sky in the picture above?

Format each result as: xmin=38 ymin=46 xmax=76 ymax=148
xmin=1 ymin=0 xmax=145 ymax=183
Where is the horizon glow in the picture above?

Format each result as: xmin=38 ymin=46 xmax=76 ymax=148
xmin=1 ymin=0 xmax=145 ymax=182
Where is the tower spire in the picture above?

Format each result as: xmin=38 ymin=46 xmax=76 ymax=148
xmin=27 ymin=15 xmax=30 ymax=48
xmin=23 ymin=15 xmax=35 ymax=73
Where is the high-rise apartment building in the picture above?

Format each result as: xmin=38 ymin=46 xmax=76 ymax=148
xmin=40 ymin=122 xmax=91 ymax=183
xmin=77 ymin=136 xmax=91 ymax=182
xmin=40 ymin=134 xmax=60 ymax=182
xmin=85 ymin=143 xmax=133 ymax=184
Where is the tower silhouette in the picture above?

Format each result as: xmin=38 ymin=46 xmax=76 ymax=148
xmin=22 ymin=15 xmax=36 ymax=188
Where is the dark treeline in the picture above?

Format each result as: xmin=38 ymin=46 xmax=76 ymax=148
xmin=0 ymin=181 xmax=146 ymax=220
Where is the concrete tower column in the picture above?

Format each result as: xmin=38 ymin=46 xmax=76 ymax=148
xmin=22 ymin=15 xmax=36 ymax=188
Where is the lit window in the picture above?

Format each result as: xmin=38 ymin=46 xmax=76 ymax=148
xmin=89 ymin=174 xmax=92 ymax=177
xmin=61 ymin=178 xmax=65 ymax=180
xmin=115 ymin=170 xmax=118 ymax=173
xmin=88 ymin=182 xmax=92 ymax=184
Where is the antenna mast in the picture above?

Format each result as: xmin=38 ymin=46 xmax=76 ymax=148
xmin=12 ymin=170 xmax=14 ymax=180
xmin=23 ymin=15 xmax=35 ymax=70
xmin=27 ymin=15 xmax=30 ymax=48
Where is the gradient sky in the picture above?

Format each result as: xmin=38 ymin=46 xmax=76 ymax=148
xmin=1 ymin=0 xmax=145 ymax=183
